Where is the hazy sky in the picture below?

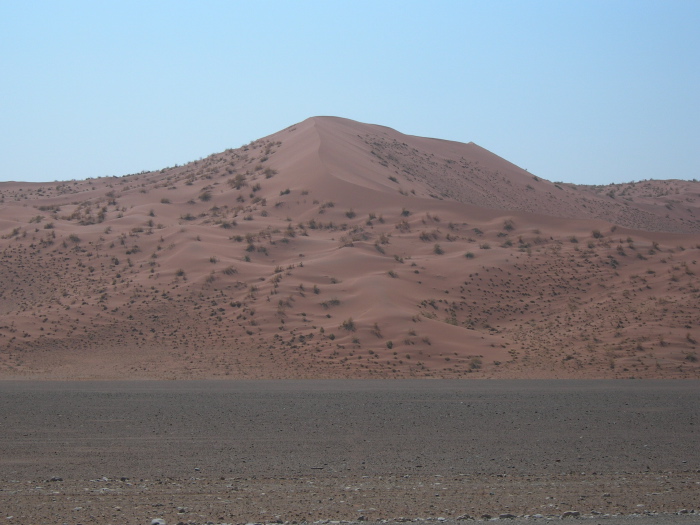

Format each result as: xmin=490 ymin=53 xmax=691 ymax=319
xmin=1 ymin=1 xmax=698 ymax=185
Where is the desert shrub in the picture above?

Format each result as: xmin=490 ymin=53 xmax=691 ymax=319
xmin=321 ymin=297 xmax=340 ymax=309
xmin=341 ymin=317 xmax=356 ymax=331
xmin=228 ymin=174 xmax=247 ymax=189
xmin=419 ymin=230 xmax=439 ymax=241
xmin=395 ymin=219 xmax=410 ymax=232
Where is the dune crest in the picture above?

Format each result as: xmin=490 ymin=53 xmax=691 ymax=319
xmin=0 ymin=117 xmax=698 ymax=379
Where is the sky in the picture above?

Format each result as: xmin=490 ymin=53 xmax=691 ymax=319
xmin=1 ymin=1 xmax=698 ymax=185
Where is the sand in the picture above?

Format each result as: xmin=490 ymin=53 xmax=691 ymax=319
xmin=0 ymin=116 xmax=699 ymax=381
xmin=0 ymin=380 xmax=698 ymax=524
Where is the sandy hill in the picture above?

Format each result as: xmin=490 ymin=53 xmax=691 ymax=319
xmin=1 ymin=116 xmax=699 ymax=379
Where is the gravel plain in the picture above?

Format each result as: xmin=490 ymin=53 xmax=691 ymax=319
xmin=0 ymin=380 xmax=698 ymax=524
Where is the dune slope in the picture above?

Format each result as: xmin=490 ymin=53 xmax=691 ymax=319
xmin=1 ymin=116 xmax=699 ymax=379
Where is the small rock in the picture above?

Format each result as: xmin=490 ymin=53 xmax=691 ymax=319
xmin=151 ymin=519 xmax=166 ymax=525
xmin=49 ymin=477 xmax=63 ymax=482
xmin=560 ymin=511 xmax=580 ymax=518
xmin=499 ymin=514 xmax=517 ymax=519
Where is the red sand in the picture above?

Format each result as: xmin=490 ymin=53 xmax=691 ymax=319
xmin=0 ymin=116 xmax=699 ymax=379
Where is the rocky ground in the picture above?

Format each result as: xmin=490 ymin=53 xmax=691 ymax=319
xmin=0 ymin=380 xmax=698 ymax=524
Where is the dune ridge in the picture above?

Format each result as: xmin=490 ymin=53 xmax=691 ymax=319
xmin=0 ymin=116 xmax=698 ymax=379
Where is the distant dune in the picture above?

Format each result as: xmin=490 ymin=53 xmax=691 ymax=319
xmin=1 ymin=116 xmax=698 ymax=379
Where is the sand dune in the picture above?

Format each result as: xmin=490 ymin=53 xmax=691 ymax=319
xmin=0 ymin=116 xmax=698 ymax=379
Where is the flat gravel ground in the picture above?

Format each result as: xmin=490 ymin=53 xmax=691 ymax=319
xmin=0 ymin=380 xmax=698 ymax=524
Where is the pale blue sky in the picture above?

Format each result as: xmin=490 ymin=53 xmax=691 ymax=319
xmin=1 ymin=1 xmax=698 ymax=185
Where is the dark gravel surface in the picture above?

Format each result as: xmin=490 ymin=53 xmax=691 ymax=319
xmin=0 ymin=379 xmax=698 ymax=524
